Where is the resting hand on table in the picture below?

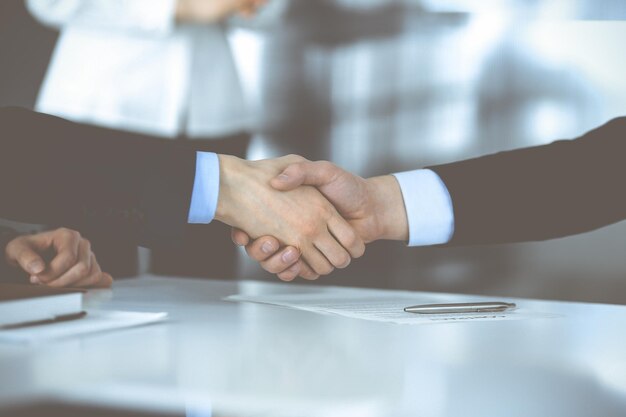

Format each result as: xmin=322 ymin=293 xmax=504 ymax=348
xmin=231 ymin=159 xmax=409 ymax=281
xmin=215 ymin=155 xmax=365 ymax=278
xmin=4 ymin=228 xmax=112 ymax=288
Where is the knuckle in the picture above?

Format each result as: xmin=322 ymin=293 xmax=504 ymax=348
xmin=246 ymin=245 xmax=265 ymax=261
xmin=336 ymin=253 xmax=351 ymax=269
xmin=317 ymin=161 xmax=336 ymax=178
xmin=318 ymin=264 xmax=334 ymax=276
xmin=5 ymin=239 xmax=19 ymax=253
xmin=64 ymin=252 xmax=78 ymax=267
xmin=317 ymin=160 xmax=333 ymax=171
xmin=75 ymin=262 xmax=89 ymax=276
xmin=100 ymin=275 xmax=113 ymax=288
xmin=286 ymin=154 xmax=306 ymax=163
xmin=342 ymin=230 xmax=357 ymax=248
xmin=300 ymin=223 xmax=320 ymax=239
xmin=355 ymin=243 xmax=366 ymax=258
xmin=311 ymin=204 xmax=333 ymax=225
xmin=277 ymin=271 xmax=295 ymax=282
xmin=302 ymin=271 xmax=320 ymax=280
xmin=261 ymin=261 xmax=280 ymax=274
xmin=60 ymin=228 xmax=80 ymax=240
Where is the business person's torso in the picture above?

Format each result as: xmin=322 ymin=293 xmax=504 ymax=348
xmin=36 ymin=24 xmax=251 ymax=138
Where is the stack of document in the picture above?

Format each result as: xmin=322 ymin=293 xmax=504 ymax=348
xmin=0 ymin=283 xmax=83 ymax=328
xmin=0 ymin=283 xmax=167 ymax=344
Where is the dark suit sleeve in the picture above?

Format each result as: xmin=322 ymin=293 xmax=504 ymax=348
xmin=0 ymin=226 xmax=21 ymax=283
xmin=428 ymin=117 xmax=626 ymax=245
xmin=0 ymin=107 xmax=198 ymax=248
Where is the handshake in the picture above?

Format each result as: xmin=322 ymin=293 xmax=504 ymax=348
xmin=215 ymin=154 xmax=410 ymax=282
xmin=4 ymin=154 xmax=408 ymax=288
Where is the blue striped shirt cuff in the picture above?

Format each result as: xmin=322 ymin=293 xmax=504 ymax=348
xmin=188 ymin=152 xmax=220 ymax=224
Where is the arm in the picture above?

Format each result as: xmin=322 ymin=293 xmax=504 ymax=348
xmin=26 ymin=0 xmax=178 ymax=34
xmin=0 ymin=108 xmax=363 ymax=276
xmin=0 ymin=107 xmax=197 ymax=249
xmin=239 ymin=117 xmax=626 ymax=278
xmin=0 ymin=227 xmax=19 ymax=282
xmin=429 ymin=117 xmax=626 ymax=245
xmin=27 ymin=0 xmax=265 ymax=33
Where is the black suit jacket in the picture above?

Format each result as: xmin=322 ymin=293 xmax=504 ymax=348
xmin=0 ymin=107 xmax=198 ymax=249
xmin=0 ymin=226 xmax=20 ymax=282
xmin=429 ymin=117 xmax=626 ymax=245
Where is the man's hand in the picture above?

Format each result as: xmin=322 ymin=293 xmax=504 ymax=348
xmin=216 ymin=155 xmax=366 ymax=278
xmin=231 ymin=159 xmax=409 ymax=281
xmin=5 ymin=228 xmax=113 ymax=288
xmin=176 ymin=0 xmax=267 ymax=23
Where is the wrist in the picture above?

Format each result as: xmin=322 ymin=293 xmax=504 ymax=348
xmin=366 ymin=175 xmax=409 ymax=242
xmin=215 ymin=154 xmax=244 ymax=226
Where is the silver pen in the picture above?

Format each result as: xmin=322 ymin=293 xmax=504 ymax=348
xmin=404 ymin=301 xmax=516 ymax=314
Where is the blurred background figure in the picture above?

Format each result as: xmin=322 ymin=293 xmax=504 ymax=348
xmin=2 ymin=0 xmax=626 ymax=303
xmin=25 ymin=0 xmax=282 ymax=279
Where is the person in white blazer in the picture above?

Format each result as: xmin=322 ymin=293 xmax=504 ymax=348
xmin=27 ymin=0 xmax=277 ymax=278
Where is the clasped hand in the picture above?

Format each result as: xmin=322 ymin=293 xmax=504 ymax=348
xmin=5 ymin=228 xmax=112 ymax=288
xmin=215 ymin=155 xmax=366 ymax=278
xmin=218 ymin=155 xmax=409 ymax=281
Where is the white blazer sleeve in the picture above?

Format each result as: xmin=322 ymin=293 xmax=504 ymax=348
xmin=228 ymin=0 xmax=289 ymax=29
xmin=26 ymin=0 xmax=178 ymax=35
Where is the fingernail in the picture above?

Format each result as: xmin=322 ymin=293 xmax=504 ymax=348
xmin=27 ymin=260 xmax=44 ymax=274
xmin=282 ymin=248 xmax=298 ymax=264
xmin=30 ymin=276 xmax=40 ymax=285
xmin=261 ymin=241 xmax=275 ymax=254
xmin=277 ymin=173 xmax=290 ymax=182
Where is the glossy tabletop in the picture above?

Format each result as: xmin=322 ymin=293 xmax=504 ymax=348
xmin=1 ymin=275 xmax=626 ymax=417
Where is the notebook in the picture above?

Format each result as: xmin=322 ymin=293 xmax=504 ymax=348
xmin=0 ymin=283 xmax=83 ymax=328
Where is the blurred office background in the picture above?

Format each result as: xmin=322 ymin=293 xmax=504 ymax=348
xmin=1 ymin=0 xmax=625 ymax=304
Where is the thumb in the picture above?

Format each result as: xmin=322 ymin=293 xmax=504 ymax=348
xmin=231 ymin=228 xmax=251 ymax=246
xmin=270 ymin=163 xmax=308 ymax=191
xmin=271 ymin=161 xmax=339 ymax=191
xmin=6 ymin=239 xmax=46 ymax=275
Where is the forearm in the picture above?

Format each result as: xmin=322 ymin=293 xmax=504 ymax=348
xmin=27 ymin=0 xmax=178 ymax=34
xmin=0 ymin=227 xmax=20 ymax=283
xmin=364 ymin=175 xmax=409 ymax=242
xmin=430 ymin=117 xmax=626 ymax=245
xmin=0 ymin=108 xmax=197 ymax=248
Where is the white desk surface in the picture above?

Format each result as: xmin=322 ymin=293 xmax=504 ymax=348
xmin=1 ymin=275 xmax=626 ymax=417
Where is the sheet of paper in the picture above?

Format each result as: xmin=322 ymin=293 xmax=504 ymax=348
xmin=226 ymin=291 xmax=556 ymax=325
xmin=0 ymin=310 xmax=167 ymax=344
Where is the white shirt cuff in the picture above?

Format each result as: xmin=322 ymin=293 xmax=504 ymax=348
xmin=188 ymin=152 xmax=220 ymax=224
xmin=392 ymin=169 xmax=455 ymax=246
